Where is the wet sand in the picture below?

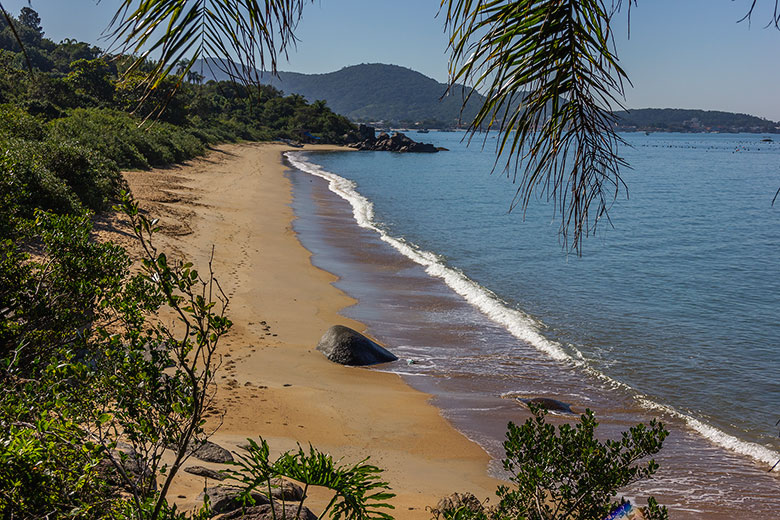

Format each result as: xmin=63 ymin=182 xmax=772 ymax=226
xmin=100 ymin=142 xmax=501 ymax=517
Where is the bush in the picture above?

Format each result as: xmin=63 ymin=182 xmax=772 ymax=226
xmin=38 ymin=137 xmax=123 ymax=211
xmin=0 ymin=103 xmax=45 ymax=140
xmin=49 ymin=108 xmax=207 ymax=170
xmin=0 ymin=138 xmax=82 ymax=217
xmin=439 ymin=406 xmax=669 ymax=520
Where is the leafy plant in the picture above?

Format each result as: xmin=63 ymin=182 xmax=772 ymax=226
xmin=226 ymin=437 xmax=396 ymax=520
xmin=439 ymin=405 xmax=669 ymax=520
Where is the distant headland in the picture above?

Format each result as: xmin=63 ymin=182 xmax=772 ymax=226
xmin=197 ymin=60 xmax=780 ymax=134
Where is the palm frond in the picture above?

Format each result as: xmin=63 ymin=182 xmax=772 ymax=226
xmin=105 ymin=0 xmax=310 ymax=116
xmin=444 ymin=0 xmax=633 ymax=254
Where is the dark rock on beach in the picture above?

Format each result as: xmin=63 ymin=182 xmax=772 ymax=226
xmin=349 ymin=126 xmax=440 ymax=153
xmin=266 ymin=477 xmax=305 ymax=501
xmin=316 ymin=325 xmax=397 ymax=366
xmin=198 ymin=486 xmax=271 ymax=515
xmin=217 ymin=503 xmax=316 ymax=520
xmin=184 ymin=465 xmax=226 ymax=481
xmin=190 ymin=440 xmax=234 ymax=463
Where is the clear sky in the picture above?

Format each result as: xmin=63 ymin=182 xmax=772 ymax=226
xmin=4 ymin=0 xmax=780 ymax=120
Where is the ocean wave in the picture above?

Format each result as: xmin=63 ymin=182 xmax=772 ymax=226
xmin=286 ymin=151 xmax=780 ymax=471
xmin=637 ymin=398 xmax=780 ymax=469
xmin=286 ymin=152 xmax=570 ymax=362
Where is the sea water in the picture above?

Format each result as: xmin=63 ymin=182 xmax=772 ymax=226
xmin=285 ymin=132 xmax=780 ymax=517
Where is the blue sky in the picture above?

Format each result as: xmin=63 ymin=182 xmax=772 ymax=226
xmin=4 ymin=0 xmax=780 ymax=120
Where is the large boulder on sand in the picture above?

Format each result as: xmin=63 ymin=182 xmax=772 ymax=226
xmin=190 ymin=440 xmax=234 ymax=463
xmin=198 ymin=486 xmax=271 ymax=515
xmin=316 ymin=325 xmax=397 ymax=366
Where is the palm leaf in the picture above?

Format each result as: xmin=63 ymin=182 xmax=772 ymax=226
xmin=105 ymin=0 xmax=311 ymax=118
xmin=444 ymin=0 xmax=634 ymax=253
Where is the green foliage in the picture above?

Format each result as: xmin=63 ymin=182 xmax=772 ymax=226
xmin=0 ymin=194 xmax=233 ymax=520
xmin=0 ymin=137 xmax=83 ymax=217
xmin=66 ymin=58 xmax=116 ymax=104
xmin=49 ymin=108 xmax=203 ymax=169
xmin=440 ymin=406 xmax=669 ymax=520
xmin=227 ymin=438 xmax=396 ymax=520
xmin=0 ymin=102 xmax=44 ymax=139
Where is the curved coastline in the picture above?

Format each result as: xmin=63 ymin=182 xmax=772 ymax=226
xmin=108 ymin=142 xmax=501 ymax=518
xmin=285 ymin=149 xmax=780 ymax=518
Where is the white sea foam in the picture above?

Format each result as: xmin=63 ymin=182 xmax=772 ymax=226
xmin=286 ymin=151 xmax=780 ymax=471
xmin=637 ymin=398 xmax=780 ymax=470
xmin=286 ymin=152 xmax=571 ymax=362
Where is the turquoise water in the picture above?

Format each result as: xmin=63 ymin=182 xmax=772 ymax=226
xmin=286 ymin=131 xmax=780 ymax=516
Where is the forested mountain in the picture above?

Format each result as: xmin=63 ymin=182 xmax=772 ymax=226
xmin=614 ymin=108 xmax=779 ymax=133
xmin=197 ymin=60 xmax=485 ymax=128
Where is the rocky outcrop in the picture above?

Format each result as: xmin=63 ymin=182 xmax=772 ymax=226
xmin=316 ymin=325 xmax=397 ymax=366
xmin=218 ymin=503 xmax=316 ymax=520
xmin=349 ymin=130 xmax=439 ymax=153
xmin=96 ymin=444 xmax=156 ymax=493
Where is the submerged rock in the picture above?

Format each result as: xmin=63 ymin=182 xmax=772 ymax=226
xmin=316 ymin=325 xmax=397 ymax=366
xmin=519 ymin=397 xmax=575 ymax=414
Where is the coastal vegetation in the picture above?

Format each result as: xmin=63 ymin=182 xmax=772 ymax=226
xmin=0 ymin=4 xmax=675 ymax=519
xmin=198 ymin=61 xmax=484 ymax=130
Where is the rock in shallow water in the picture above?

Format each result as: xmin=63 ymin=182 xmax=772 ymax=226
xmin=316 ymin=325 xmax=397 ymax=366
xmin=519 ymin=397 xmax=575 ymax=414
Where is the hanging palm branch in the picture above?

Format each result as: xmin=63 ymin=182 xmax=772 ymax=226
xmin=105 ymin=0 xmax=311 ymax=116
xmin=443 ymin=0 xmax=633 ymax=254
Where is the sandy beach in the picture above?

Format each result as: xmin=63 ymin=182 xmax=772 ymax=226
xmin=101 ymin=142 xmax=501 ymax=517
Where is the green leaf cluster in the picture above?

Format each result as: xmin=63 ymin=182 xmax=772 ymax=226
xmin=226 ymin=438 xmax=396 ymax=520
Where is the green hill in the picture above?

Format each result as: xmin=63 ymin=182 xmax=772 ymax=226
xmin=614 ymin=108 xmax=779 ymax=133
xmin=198 ymin=61 xmax=484 ymax=128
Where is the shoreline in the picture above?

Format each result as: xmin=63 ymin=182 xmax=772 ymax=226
xmin=282 ymin=147 xmax=780 ymax=519
xmin=102 ymin=142 xmax=502 ymax=517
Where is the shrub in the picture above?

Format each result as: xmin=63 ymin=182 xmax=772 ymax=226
xmin=0 ymin=138 xmax=82 ymax=217
xmin=38 ymin=137 xmax=123 ymax=211
xmin=0 ymin=103 xmax=45 ymax=140
xmin=49 ymin=108 xmax=207 ymax=169
xmin=439 ymin=406 xmax=669 ymax=520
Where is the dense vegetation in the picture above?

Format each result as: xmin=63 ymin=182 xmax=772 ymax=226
xmin=0 ymin=7 xmax=670 ymax=520
xmin=200 ymin=60 xmax=485 ymax=129
xmin=614 ymin=108 xmax=779 ymax=133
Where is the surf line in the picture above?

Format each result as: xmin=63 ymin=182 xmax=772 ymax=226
xmin=285 ymin=151 xmax=780 ymax=470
